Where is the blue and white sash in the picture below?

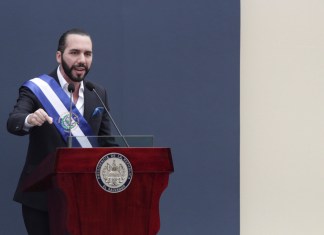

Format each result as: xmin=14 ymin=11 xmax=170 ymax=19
xmin=23 ymin=74 xmax=97 ymax=148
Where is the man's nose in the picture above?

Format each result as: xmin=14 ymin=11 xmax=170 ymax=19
xmin=77 ymin=53 xmax=86 ymax=63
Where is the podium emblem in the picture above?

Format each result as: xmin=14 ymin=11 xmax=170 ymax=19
xmin=95 ymin=153 xmax=133 ymax=193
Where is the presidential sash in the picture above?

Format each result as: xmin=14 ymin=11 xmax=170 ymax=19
xmin=23 ymin=74 xmax=97 ymax=147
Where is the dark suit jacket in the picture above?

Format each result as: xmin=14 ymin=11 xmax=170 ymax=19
xmin=7 ymin=70 xmax=112 ymax=211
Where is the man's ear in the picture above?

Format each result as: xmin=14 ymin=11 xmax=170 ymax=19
xmin=56 ymin=51 xmax=62 ymax=64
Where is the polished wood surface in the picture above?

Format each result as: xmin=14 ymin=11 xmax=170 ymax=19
xmin=23 ymin=147 xmax=174 ymax=235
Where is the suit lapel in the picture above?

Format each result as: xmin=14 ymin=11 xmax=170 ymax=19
xmin=83 ymin=86 xmax=94 ymax=122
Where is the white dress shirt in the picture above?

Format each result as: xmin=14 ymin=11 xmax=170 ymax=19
xmin=57 ymin=66 xmax=84 ymax=115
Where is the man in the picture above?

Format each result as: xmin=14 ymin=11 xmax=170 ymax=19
xmin=7 ymin=28 xmax=112 ymax=235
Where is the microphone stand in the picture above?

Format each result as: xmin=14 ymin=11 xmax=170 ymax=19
xmin=92 ymin=88 xmax=130 ymax=147
xmin=67 ymin=84 xmax=75 ymax=148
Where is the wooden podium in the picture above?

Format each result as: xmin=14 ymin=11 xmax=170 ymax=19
xmin=22 ymin=147 xmax=174 ymax=235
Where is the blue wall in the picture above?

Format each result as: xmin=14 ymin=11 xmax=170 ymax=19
xmin=0 ymin=0 xmax=240 ymax=234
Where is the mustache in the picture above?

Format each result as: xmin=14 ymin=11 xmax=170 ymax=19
xmin=73 ymin=63 xmax=87 ymax=69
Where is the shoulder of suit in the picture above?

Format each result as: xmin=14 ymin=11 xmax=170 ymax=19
xmin=48 ymin=70 xmax=58 ymax=79
xmin=86 ymin=80 xmax=106 ymax=92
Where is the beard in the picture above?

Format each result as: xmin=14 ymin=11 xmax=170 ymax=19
xmin=61 ymin=57 xmax=90 ymax=82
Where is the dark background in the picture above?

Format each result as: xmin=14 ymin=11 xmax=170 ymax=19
xmin=0 ymin=0 xmax=240 ymax=234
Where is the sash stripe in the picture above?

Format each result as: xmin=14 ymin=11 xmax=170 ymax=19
xmin=23 ymin=75 xmax=96 ymax=148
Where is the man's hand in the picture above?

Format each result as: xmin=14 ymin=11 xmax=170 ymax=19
xmin=27 ymin=108 xmax=53 ymax=126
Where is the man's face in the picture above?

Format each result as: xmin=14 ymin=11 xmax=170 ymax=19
xmin=56 ymin=34 xmax=93 ymax=82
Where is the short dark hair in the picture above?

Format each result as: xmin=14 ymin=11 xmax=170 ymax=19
xmin=57 ymin=28 xmax=91 ymax=53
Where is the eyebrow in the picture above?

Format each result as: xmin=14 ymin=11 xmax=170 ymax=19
xmin=69 ymin=49 xmax=92 ymax=53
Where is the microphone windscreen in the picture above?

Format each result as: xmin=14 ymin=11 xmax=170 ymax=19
xmin=68 ymin=83 xmax=75 ymax=92
xmin=85 ymin=81 xmax=95 ymax=91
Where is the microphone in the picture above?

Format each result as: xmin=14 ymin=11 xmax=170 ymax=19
xmin=85 ymin=81 xmax=129 ymax=147
xmin=67 ymin=83 xmax=75 ymax=147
